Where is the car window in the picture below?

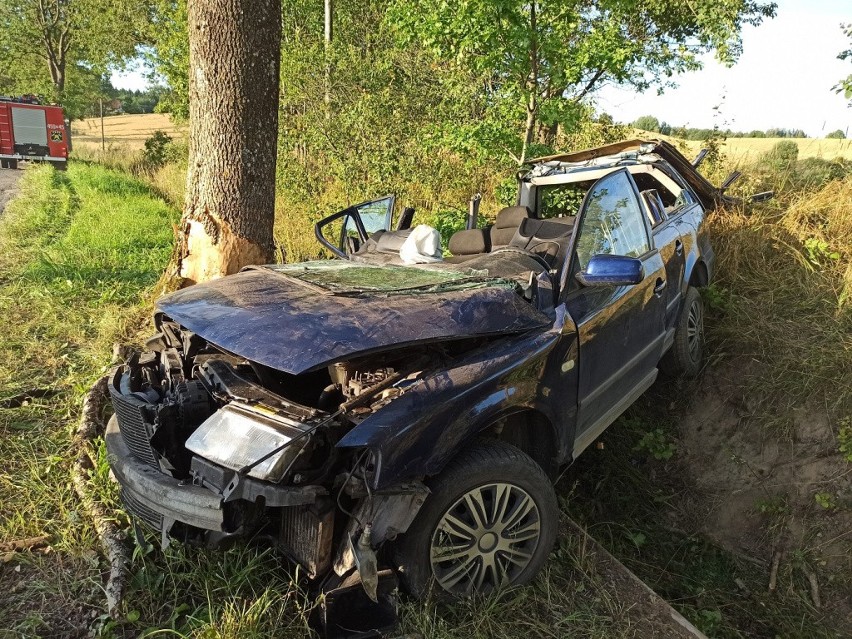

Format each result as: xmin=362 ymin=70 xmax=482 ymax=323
xmin=574 ymin=171 xmax=650 ymax=270
xmin=536 ymin=182 xmax=591 ymax=219
xmin=346 ymin=196 xmax=394 ymax=235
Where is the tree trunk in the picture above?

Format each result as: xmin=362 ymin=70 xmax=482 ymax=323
xmin=518 ymin=2 xmax=538 ymax=166
xmin=174 ymin=0 xmax=282 ymax=284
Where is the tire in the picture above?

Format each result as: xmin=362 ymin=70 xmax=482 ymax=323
xmin=54 ymin=160 xmax=67 ymax=171
xmin=660 ymin=286 xmax=705 ymax=378
xmin=8 ymin=159 xmax=17 ymax=169
xmin=0 ymin=160 xmax=7 ymax=169
xmin=392 ymin=439 xmax=558 ymax=598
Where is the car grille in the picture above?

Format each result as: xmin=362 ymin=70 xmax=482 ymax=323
xmin=108 ymin=371 xmax=159 ymax=469
xmin=120 ymin=487 xmax=164 ymax=531
xmin=280 ymin=502 xmax=334 ymax=578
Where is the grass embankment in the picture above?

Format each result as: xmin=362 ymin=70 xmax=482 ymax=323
xmin=2 ymin=141 xmax=849 ymax=637
xmin=0 ymin=164 xmax=648 ymax=638
xmin=567 ymin=173 xmax=852 ymax=637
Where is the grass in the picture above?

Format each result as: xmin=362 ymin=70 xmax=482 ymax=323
xmin=706 ymin=176 xmax=852 ymax=426
xmin=0 ymin=162 xmax=643 ymax=638
xmin=1 ymin=145 xmax=850 ymax=637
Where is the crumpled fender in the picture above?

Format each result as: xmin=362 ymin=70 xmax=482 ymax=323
xmin=337 ymin=306 xmax=578 ymax=489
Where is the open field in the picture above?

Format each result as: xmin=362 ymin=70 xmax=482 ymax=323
xmin=692 ymin=136 xmax=852 ymax=162
xmin=71 ymin=113 xmax=185 ymax=152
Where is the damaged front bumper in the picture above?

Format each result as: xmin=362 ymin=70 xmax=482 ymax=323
xmin=105 ymin=415 xmax=334 ymax=575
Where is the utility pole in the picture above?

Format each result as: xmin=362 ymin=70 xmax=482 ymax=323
xmin=99 ymin=98 xmax=105 ymax=151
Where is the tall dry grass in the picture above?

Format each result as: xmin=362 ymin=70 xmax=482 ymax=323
xmin=706 ymin=176 xmax=852 ymax=425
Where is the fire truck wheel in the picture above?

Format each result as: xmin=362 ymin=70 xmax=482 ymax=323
xmin=54 ymin=161 xmax=67 ymax=171
xmin=0 ymin=160 xmax=7 ymax=169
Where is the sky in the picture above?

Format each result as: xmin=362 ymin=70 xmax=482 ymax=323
xmin=594 ymin=0 xmax=851 ymax=136
xmin=112 ymin=0 xmax=851 ymax=137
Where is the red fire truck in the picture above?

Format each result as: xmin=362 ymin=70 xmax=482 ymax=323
xmin=0 ymin=96 xmax=69 ymax=170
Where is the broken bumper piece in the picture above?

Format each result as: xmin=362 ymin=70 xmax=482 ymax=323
xmin=106 ymin=414 xmax=225 ymax=540
xmin=105 ymin=415 xmax=329 ymax=563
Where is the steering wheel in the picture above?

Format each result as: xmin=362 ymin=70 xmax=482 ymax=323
xmin=490 ymin=246 xmax=551 ymax=272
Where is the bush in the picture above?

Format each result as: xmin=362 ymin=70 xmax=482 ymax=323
xmin=792 ymin=157 xmax=850 ymax=190
xmin=141 ymin=130 xmax=178 ymax=170
xmin=826 ymin=129 xmax=846 ymax=139
xmin=760 ymin=140 xmax=799 ymax=176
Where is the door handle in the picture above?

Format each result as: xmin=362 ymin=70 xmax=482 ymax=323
xmin=654 ymin=278 xmax=667 ymax=295
xmin=675 ymin=239 xmax=684 ymax=256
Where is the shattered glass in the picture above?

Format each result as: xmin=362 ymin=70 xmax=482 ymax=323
xmin=263 ymin=261 xmax=514 ymax=295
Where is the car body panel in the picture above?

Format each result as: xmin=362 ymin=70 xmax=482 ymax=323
xmin=157 ymin=266 xmax=552 ymax=375
xmin=337 ymin=310 xmax=579 ymax=489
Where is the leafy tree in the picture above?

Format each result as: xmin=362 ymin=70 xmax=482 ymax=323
xmin=0 ymin=0 xmax=152 ymax=105
xmin=147 ymin=0 xmax=189 ymax=119
xmin=634 ymin=115 xmax=660 ymax=133
xmin=388 ymin=0 xmax=776 ymax=164
xmin=826 ymin=129 xmax=846 ymax=139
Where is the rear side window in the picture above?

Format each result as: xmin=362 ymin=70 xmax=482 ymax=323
xmin=575 ymin=171 xmax=650 ymax=269
xmin=536 ymin=182 xmax=592 ymax=219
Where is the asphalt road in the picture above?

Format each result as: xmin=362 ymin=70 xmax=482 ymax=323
xmin=0 ymin=167 xmax=22 ymax=217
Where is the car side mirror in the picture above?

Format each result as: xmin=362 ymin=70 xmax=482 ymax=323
xmin=576 ymin=254 xmax=644 ymax=287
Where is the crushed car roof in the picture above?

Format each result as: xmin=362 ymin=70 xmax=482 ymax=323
xmin=157 ymin=265 xmax=551 ymax=375
xmin=530 ymin=139 xmax=731 ymax=211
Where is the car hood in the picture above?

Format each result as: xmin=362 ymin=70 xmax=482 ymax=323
xmin=157 ymin=264 xmax=551 ymax=375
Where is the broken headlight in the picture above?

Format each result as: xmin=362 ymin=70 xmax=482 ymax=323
xmin=185 ymin=402 xmax=309 ymax=482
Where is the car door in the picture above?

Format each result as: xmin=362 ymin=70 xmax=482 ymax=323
xmin=564 ymin=169 xmax=667 ymax=455
xmin=339 ymin=195 xmax=395 ymax=253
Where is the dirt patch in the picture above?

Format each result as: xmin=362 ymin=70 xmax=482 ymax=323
xmin=676 ymin=357 xmax=852 ymax=619
xmin=0 ymin=167 xmax=22 ymax=216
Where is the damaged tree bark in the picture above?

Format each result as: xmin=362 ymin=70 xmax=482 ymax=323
xmin=72 ymin=376 xmax=130 ymax=617
xmin=173 ymin=0 xmax=283 ymax=284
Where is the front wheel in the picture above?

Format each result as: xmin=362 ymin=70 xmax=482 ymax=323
xmin=661 ymin=285 xmax=705 ymax=378
xmin=392 ymin=439 xmax=558 ymax=598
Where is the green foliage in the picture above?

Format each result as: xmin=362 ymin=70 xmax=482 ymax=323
xmin=754 ymin=496 xmax=788 ymax=515
xmin=142 ymin=131 xmax=176 ymax=170
xmin=633 ymin=115 xmax=660 ymax=132
xmin=826 ymin=129 xmax=846 ymax=140
xmin=793 ymin=157 xmax=851 ymax=190
xmin=388 ymin=0 xmax=775 ymax=163
xmin=147 ymin=0 xmax=189 ymax=120
xmin=761 ymin=140 xmax=799 ymax=172
xmin=835 ymin=24 xmax=852 ymax=104
xmin=0 ymin=0 xmax=152 ymax=111
xmin=803 ymin=237 xmax=841 ymax=267
xmin=634 ymin=428 xmax=676 ymax=461
xmin=814 ymin=492 xmax=836 ymax=510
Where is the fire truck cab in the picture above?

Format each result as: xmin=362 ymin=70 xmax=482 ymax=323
xmin=0 ymin=96 xmax=69 ymax=170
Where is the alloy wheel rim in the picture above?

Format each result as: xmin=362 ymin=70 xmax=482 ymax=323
xmin=687 ymin=299 xmax=704 ymax=362
xmin=429 ymin=482 xmax=541 ymax=594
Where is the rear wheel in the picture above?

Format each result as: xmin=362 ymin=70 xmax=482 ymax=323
xmin=393 ymin=439 xmax=558 ymax=598
xmin=661 ymin=286 xmax=704 ymax=377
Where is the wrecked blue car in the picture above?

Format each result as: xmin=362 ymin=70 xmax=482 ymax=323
xmin=106 ymin=140 xmax=729 ymax=609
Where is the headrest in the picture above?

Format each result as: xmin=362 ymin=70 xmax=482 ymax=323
xmin=495 ymin=206 xmax=531 ymax=229
xmin=448 ymin=229 xmax=489 ymax=256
